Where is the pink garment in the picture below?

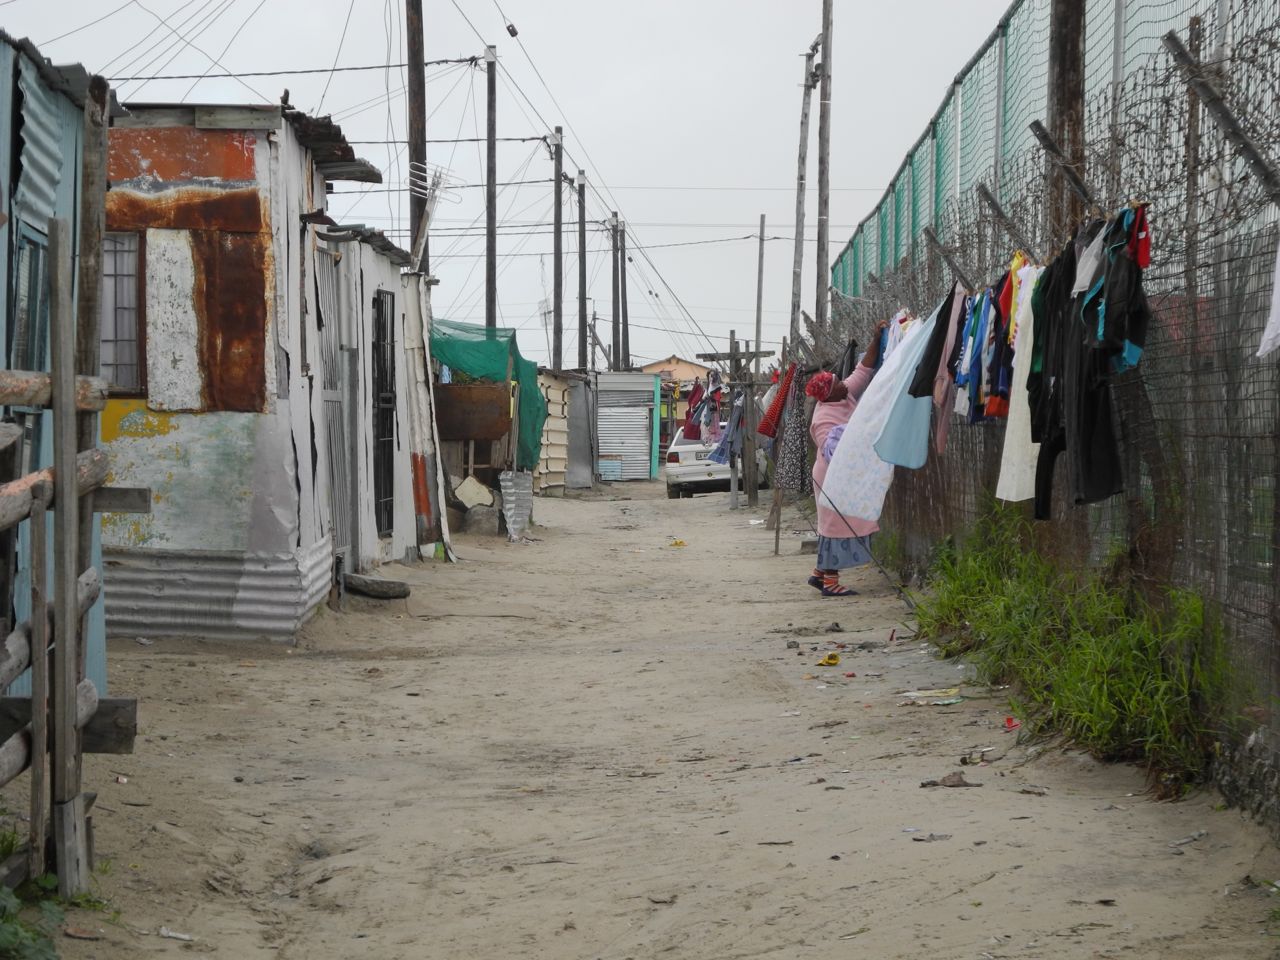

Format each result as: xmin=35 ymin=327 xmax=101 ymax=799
xmin=933 ymin=283 xmax=968 ymax=455
xmin=810 ymin=365 xmax=879 ymax=539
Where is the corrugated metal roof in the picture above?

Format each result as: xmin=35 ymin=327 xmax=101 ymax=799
xmin=103 ymin=537 xmax=333 ymax=641
xmin=0 ymin=30 xmax=125 ymax=115
xmin=321 ymin=225 xmax=413 ymax=267
xmin=15 ymin=57 xmax=64 ymax=228
xmin=118 ymin=102 xmax=382 ymax=184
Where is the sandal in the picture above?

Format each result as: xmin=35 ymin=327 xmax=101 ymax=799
xmin=807 ymin=575 xmax=824 ymax=590
xmin=821 ymin=584 xmax=860 ymax=598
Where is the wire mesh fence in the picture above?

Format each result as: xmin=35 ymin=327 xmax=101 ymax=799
xmin=825 ymin=0 xmax=1280 ymax=820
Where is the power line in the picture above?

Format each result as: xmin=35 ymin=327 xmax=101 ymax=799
xmin=44 ymin=0 xmax=133 ymax=45
xmin=109 ymin=57 xmax=479 ymax=82
xmin=123 ymin=0 xmax=270 ymax=102
xmin=347 ymin=136 xmax=545 ymax=144
xmin=181 ymin=0 xmax=271 ymax=100
xmin=328 ymin=178 xmax=553 ymax=195
xmin=316 ymin=0 xmax=357 ymax=111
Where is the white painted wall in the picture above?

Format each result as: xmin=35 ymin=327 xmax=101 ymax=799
xmin=144 ymin=230 xmax=204 ymax=410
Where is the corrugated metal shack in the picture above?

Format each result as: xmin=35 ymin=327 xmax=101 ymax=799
xmin=0 ymin=32 xmax=118 ymax=694
xmin=534 ymin=369 xmax=594 ymax=494
xmin=595 ymin=371 xmax=659 ymax=481
xmin=98 ymin=102 xmax=447 ymax=640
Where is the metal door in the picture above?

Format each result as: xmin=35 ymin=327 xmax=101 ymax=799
xmin=598 ymin=407 xmax=651 ymax=480
xmin=315 ymin=251 xmax=354 ymax=562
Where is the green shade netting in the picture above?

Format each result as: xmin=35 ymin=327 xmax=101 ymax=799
xmin=430 ymin=317 xmax=547 ymax=472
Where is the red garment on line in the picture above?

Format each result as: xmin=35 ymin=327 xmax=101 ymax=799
xmin=757 ymin=363 xmax=796 ymax=439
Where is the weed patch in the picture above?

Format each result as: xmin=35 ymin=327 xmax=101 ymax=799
xmin=914 ymin=506 xmax=1232 ymax=792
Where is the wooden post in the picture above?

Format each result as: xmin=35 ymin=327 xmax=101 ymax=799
xmin=729 ymin=333 xmax=739 ymax=510
xmin=406 ymin=0 xmax=427 ymax=257
xmin=1183 ymin=18 xmax=1203 ymax=335
xmin=49 ymin=219 xmax=89 ymax=896
xmin=552 ymin=127 xmax=564 ymax=370
xmin=485 ymin=45 xmax=498 ymax=329
xmin=1045 ymin=0 xmax=1086 ymax=239
xmin=814 ymin=0 xmax=834 ymax=331
xmin=28 ymin=482 xmax=50 ymax=880
xmin=610 ymin=214 xmax=621 ymax=371
xmin=745 ymin=214 xmax=765 ymax=508
xmin=619 ymin=220 xmax=630 ymax=370
xmin=577 ymin=171 xmax=588 ymax=370
xmin=75 ymin=76 xmax=108 ymax=680
xmin=791 ymin=37 xmax=820 ymax=345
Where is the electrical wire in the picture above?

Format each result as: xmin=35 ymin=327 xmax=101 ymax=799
xmin=44 ymin=1 xmax=133 ymax=45
xmin=109 ymin=58 xmax=478 ymax=82
xmin=316 ymin=0 xmax=358 ymax=111
xmin=101 ymin=0 xmax=223 ymax=77
xmin=180 ymin=0 xmax=270 ymax=100
xmin=122 ymin=0 xmax=269 ymax=102
xmin=125 ymin=0 xmax=242 ymax=97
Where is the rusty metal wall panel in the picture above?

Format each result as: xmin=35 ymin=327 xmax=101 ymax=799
xmin=434 ymin=382 xmax=511 ymax=441
xmin=103 ymin=536 xmax=333 ymax=641
xmin=191 ymin=230 xmax=268 ymax=412
xmin=14 ymin=57 xmax=64 ymax=230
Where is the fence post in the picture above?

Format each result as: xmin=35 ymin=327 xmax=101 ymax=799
xmin=1045 ymin=0 xmax=1087 ymax=240
xmin=49 ymin=220 xmax=90 ymax=897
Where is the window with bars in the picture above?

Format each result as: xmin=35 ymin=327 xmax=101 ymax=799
xmin=99 ymin=232 xmax=144 ymax=394
xmin=371 ymin=290 xmax=397 ymax=538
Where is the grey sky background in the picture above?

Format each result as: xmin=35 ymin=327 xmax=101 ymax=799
xmin=17 ymin=0 xmax=1010 ymax=368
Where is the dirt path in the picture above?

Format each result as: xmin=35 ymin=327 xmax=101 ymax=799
xmin=49 ymin=483 xmax=1280 ymax=958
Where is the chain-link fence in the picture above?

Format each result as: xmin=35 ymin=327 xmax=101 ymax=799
xmin=825 ymin=0 xmax=1280 ymax=823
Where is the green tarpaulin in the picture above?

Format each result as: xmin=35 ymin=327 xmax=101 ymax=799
xmin=430 ymin=318 xmax=547 ymax=472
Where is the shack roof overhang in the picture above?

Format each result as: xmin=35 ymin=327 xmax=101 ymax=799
xmin=319 ymin=224 xmax=413 ymax=267
xmin=116 ymin=103 xmax=382 ymax=184
xmin=0 ymin=30 xmax=126 ymax=116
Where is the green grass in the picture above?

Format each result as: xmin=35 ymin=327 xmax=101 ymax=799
xmin=914 ymin=505 xmax=1232 ymax=793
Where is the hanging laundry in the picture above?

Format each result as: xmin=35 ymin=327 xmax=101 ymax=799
xmin=708 ymin=391 xmax=745 ymax=465
xmin=1031 ymin=218 xmax=1125 ymax=519
xmin=822 ymin=311 xmax=935 ymax=524
xmin=1257 ymin=234 xmax=1280 ymax=357
xmin=995 ymin=263 xmax=1045 ymax=503
xmin=983 ymin=271 xmax=1014 ymax=419
xmin=932 ymin=286 xmax=971 ymax=455
xmin=775 ymin=373 xmax=813 ymax=495
xmin=875 ymin=296 xmax=951 ymax=469
xmin=1081 ymin=207 xmax=1151 ymax=373
xmin=683 ymin=379 xmax=705 ymax=441
xmin=811 ymin=357 xmax=882 ymax=541
xmin=757 ymin=362 xmax=796 ymax=438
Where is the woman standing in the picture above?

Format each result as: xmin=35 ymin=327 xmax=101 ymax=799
xmin=806 ymin=324 xmax=887 ymax=597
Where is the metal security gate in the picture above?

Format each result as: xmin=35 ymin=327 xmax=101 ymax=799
xmin=598 ymin=406 xmax=651 ymax=480
xmin=315 ymin=251 xmax=354 ymax=562
xmin=371 ymin=290 xmax=397 ymax=537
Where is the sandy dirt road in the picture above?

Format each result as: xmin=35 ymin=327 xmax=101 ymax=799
xmin=44 ymin=483 xmax=1280 ymax=958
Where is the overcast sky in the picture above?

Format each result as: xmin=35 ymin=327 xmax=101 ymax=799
xmin=17 ymin=0 xmax=1010 ymax=368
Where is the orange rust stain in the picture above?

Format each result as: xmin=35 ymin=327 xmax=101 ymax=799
xmin=106 ymin=186 xmax=264 ymax=233
xmin=190 ymin=231 xmax=269 ymax=413
xmin=109 ymin=127 xmax=257 ymax=183
xmin=411 ymin=452 xmax=431 ymax=515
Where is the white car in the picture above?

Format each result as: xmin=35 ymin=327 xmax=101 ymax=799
xmin=664 ymin=424 xmax=769 ymax=499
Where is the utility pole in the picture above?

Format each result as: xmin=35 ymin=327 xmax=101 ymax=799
xmin=619 ymin=219 xmax=630 ymax=370
xmin=814 ymin=0 xmax=834 ymax=332
xmin=551 ymin=126 xmax=564 ymax=369
xmin=485 ymin=44 xmax=497 ymax=329
xmin=745 ymin=213 xmax=765 ymax=508
xmin=406 ymin=0 xmax=427 ymax=259
xmin=791 ymin=35 xmax=820 ymax=345
xmin=577 ymin=170 xmax=588 ymax=369
xmin=610 ymin=212 xmax=621 ymax=371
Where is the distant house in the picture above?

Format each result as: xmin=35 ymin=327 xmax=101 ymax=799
xmin=97 ymin=102 xmax=449 ymax=641
xmin=638 ymin=355 xmax=712 ymax=384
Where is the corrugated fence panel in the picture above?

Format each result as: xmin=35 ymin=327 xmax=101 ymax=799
xmin=104 ymin=536 xmax=333 ymax=640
